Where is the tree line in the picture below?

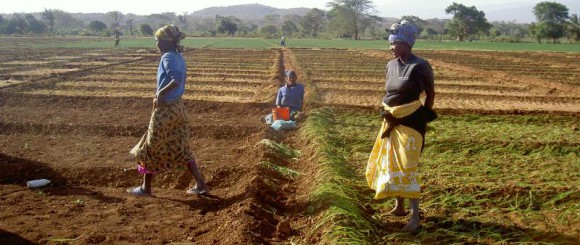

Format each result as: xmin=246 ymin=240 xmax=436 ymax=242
xmin=0 ymin=1 xmax=578 ymax=43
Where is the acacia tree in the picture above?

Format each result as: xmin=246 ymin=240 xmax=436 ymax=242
xmin=215 ymin=16 xmax=238 ymax=36
xmin=326 ymin=0 xmax=381 ymax=40
xmin=300 ymin=8 xmax=326 ymax=37
xmin=531 ymin=1 xmax=569 ymax=43
xmin=281 ymin=20 xmax=298 ymax=36
xmin=88 ymin=20 xmax=107 ymax=32
xmin=445 ymin=2 xmax=491 ymax=41
xmin=42 ymin=9 xmax=55 ymax=35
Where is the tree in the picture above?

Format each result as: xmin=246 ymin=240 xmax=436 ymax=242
xmin=215 ymin=16 xmax=238 ymax=36
xmin=88 ymin=20 xmax=107 ymax=32
xmin=531 ymin=1 xmax=569 ymax=43
xmin=400 ymin=15 xmax=428 ymax=36
xmin=107 ymin=11 xmax=123 ymax=31
xmin=138 ymin=24 xmax=154 ymax=36
xmin=42 ymin=9 xmax=55 ymax=35
xmin=147 ymin=13 xmax=175 ymax=28
xmin=281 ymin=20 xmax=298 ymax=36
xmin=178 ymin=13 xmax=188 ymax=31
xmin=445 ymin=3 xmax=492 ymax=41
xmin=237 ymin=22 xmax=258 ymax=36
xmin=264 ymin=14 xmax=281 ymax=26
xmin=24 ymin=14 xmax=47 ymax=34
xmin=565 ymin=14 xmax=580 ymax=43
xmin=326 ymin=0 xmax=381 ymax=40
xmin=300 ymin=8 xmax=326 ymax=37
xmin=4 ymin=15 xmax=27 ymax=34
xmin=533 ymin=2 xmax=569 ymax=23
xmin=125 ymin=19 xmax=134 ymax=36
xmin=260 ymin=24 xmax=279 ymax=38
xmin=425 ymin=28 xmax=438 ymax=39
xmin=0 ymin=15 xmax=4 ymax=34
xmin=534 ymin=20 xmax=565 ymax=43
xmin=52 ymin=10 xmax=83 ymax=31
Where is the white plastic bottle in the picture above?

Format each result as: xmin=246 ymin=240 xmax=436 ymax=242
xmin=26 ymin=179 xmax=51 ymax=188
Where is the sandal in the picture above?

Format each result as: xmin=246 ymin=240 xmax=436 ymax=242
xmin=185 ymin=187 xmax=209 ymax=196
xmin=126 ymin=186 xmax=152 ymax=196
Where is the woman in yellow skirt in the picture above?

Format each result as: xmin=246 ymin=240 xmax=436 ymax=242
xmin=366 ymin=20 xmax=436 ymax=232
xmin=127 ymin=25 xmax=209 ymax=196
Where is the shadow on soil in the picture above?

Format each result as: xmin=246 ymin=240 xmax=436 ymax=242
xmin=378 ymin=215 xmax=578 ymax=244
xmin=0 ymin=229 xmax=37 ymax=245
xmin=0 ymin=153 xmax=67 ymax=186
xmin=0 ymin=153 xmax=124 ymax=203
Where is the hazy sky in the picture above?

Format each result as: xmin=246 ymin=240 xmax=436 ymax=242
xmin=0 ymin=0 xmax=541 ymax=15
xmin=2 ymin=0 xmax=577 ymax=22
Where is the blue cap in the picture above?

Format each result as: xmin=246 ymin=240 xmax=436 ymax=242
xmin=285 ymin=70 xmax=297 ymax=77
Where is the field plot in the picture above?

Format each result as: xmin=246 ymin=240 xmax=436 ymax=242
xmin=1 ymin=40 xmax=579 ymax=245
xmin=301 ymin=108 xmax=578 ymax=244
xmin=291 ymin=48 xmax=580 ymax=113
xmin=0 ymin=47 xmax=155 ymax=88
xmin=285 ymin=48 xmax=578 ymax=244
xmin=0 ymin=47 xmax=299 ymax=244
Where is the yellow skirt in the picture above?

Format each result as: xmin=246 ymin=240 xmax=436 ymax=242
xmin=130 ymin=100 xmax=194 ymax=172
xmin=366 ymin=100 xmax=423 ymax=199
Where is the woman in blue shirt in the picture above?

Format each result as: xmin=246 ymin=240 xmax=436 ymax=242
xmin=128 ymin=25 xmax=209 ymax=196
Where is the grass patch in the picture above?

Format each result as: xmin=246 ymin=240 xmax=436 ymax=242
xmin=300 ymin=107 xmax=579 ymax=244
xmin=300 ymin=107 xmax=376 ymax=245
xmin=259 ymin=139 xmax=300 ymax=160
xmin=260 ymin=161 xmax=299 ymax=180
xmin=1 ymin=37 xmax=579 ymax=52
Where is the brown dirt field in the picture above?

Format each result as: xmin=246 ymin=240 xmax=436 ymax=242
xmin=0 ymin=48 xmax=309 ymax=245
xmin=0 ymin=93 xmax=306 ymax=244
xmin=2 ymin=47 xmax=579 ymax=244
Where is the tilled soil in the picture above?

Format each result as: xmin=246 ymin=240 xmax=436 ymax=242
xmin=0 ymin=90 xmax=305 ymax=244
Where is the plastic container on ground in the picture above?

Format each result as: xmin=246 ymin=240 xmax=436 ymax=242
xmin=26 ymin=179 xmax=51 ymax=188
xmin=272 ymin=107 xmax=290 ymax=121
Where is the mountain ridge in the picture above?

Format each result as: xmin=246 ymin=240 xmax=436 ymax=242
xmin=191 ymin=3 xmax=311 ymax=19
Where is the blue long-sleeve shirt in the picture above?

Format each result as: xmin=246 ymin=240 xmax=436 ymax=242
xmin=276 ymin=83 xmax=304 ymax=112
xmin=157 ymin=51 xmax=186 ymax=104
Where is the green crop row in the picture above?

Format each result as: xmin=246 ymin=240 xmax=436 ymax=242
xmin=300 ymin=107 xmax=579 ymax=244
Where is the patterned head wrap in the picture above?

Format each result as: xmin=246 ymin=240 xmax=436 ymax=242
xmin=387 ymin=20 xmax=418 ymax=48
xmin=155 ymin=25 xmax=186 ymax=52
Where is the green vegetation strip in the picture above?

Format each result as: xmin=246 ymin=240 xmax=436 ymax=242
xmin=300 ymin=107 xmax=579 ymax=244
xmin=300 ymin=108 xmax=375 ymax=245
xmin=258 ymin=139 xmax=300 ymax=180
xmin=1 ymin=37 xmax=579 ymax=52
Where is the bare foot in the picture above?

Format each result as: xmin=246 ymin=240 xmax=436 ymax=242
xmin=402 ymin=216 xmax=420 ymax=232
xmin=388 ymin=207 xmax=407 ymax=216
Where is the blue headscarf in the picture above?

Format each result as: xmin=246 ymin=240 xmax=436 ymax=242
xmin=285 ymin=70 xmax=297 ymax=78
xmin=387 ymin=20 xmax=418 ymax=48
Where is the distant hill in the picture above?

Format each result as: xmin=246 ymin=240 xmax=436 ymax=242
xmin=191 ymin=4 xmax=311 ymax=19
